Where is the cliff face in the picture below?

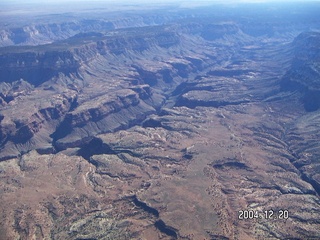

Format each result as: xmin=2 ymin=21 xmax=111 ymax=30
xmin=281 ymin=32 xmax=320 ymax=111
xmin=0 ymin=26 xmax=184 ymax=160
xmin=1 ymin=6 xmax=320 ymax=239
xmin=0 ymin=30 xmax=179 ymax=84
xmin=53 ymin=89 xmax=157 ymax=150
xmin=0 ymin=51 xmax=80 ymax=85
xmin=0 ymin=90 xmax=77 ymax=160
xmin=1 ymin=22 xmax=262 ymax=160
xmin=0 ymin=12 xmax=187 ymax=47
xmin=0 ymin=20 xmax=114 ymax=46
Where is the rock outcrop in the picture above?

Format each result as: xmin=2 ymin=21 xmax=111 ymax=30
xmin=1 ymin=3 xmax=320 ymax=240
xmin=281 ymin=32 xmax=320 ymax=111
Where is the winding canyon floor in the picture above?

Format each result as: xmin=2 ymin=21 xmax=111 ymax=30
xmin=0 ymin=2 xmax=320 ymax=239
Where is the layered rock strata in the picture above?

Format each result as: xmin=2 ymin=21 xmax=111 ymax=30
xmin=0 ymin=6 xmax=320 ymax=239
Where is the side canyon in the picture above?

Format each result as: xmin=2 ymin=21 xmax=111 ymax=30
xmin=0 ymin=2 xmax=320 ymax=239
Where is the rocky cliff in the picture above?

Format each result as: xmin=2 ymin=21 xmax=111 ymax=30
xmin=281 ymin=32 xmax=320 ymax=111
xmin=0 ymin=26 xmax=183 ymax=160
xmin=0 ymin=7 xmax=193 ymax=48
xmin=1 ymin=4 xmax=320 ymax=239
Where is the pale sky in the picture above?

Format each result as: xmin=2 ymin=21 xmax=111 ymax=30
xmin=3 ymin=0 xmax=320 ymax=2
xmin=2 ymin=0 xmax=320 ymax=7
xmin=1 ymin=0 xmax=319 ymax=14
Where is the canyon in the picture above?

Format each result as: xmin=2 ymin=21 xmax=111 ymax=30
xmin=0 ymin=1 xmax=320 ymax=239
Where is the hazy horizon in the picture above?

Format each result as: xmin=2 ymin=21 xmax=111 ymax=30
xmin=2 ymin=0 xmax=320 ymax=3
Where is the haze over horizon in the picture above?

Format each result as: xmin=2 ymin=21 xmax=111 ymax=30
xmin=2 ymin=0 xmax=320 ymax=3
xmin=2 ymin=0 xmax=319 ymax=13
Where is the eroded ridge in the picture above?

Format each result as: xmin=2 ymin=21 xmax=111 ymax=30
xmin=1 ymin=2 xmax=320 ymax=239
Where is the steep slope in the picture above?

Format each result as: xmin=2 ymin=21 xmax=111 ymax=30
xmin=281 ymin=32 xmax=320 ymax=111
xmin=279 ymin=31 xmax=320 ymax=197
xmin=1 ymin=6 xmax=320 ymax=240
xmin=0 ymin=25 xmax=215 ymax=160
xmin=0 ymin=11 xmax=182 ymax=47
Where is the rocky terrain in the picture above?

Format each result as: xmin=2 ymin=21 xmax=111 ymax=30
xmin=0 ymin=2 xmax=320 ymax=240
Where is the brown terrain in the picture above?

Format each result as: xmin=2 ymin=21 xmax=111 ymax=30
xmin=0 ymin=2 xmax=320 ymax=239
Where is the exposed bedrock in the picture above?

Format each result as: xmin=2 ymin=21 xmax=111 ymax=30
xmin=175 ymin=90 xmax=250 ymax=108
xmin=280 ymin=32 xmax=320 ymax=111
xmin=0 ymin=29 xmax=180 ymax=85
xmin=285 ymin=111 xmax=320 ymax=196
xmin=0 ymin=51 xmax=80 ymax=86
xmin=0 ymin=20 xmax=113 ymax=46
xmin=0 ymin=13 xmax=185 ymax=47
xmin=0 ymin=26 xmax=187 ymax=160
xmin=53 ymin=89 xmax=157 ymax=150
xmin=0 ymin=81 xmax=162 ymax=160
xmin=1 ymin=9 xmax=320 ymax=239
xmin=0 ymin=91 xmax=77 ymax=160
xmin=200 ymin=23 xmax=241 ymax=41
